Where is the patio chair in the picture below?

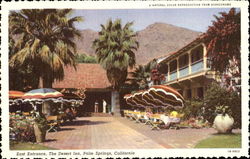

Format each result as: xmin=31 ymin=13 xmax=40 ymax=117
xmin=46 ymin=116 xmax=59 ymax=132
xmin=138 ymin=112 xmax=147 ymax=123
xmin=22 ymin=112 xmax=30 ymax=116
xmin=148 ymin=114 xmax=162 ymax=130
xmin=169 ymin=113 xmax=184 ymax=129
xmin=129 ymin=111 xmax=138 ymax=121
xmin=134 ymin=111 xmax=142 ymax=123
xmin=160 ymin=114 xmax=184 ymax=130
xmin=57 ymin=114 xmax=66 ymax=124
xmin=123 ymin=110 xmax=129 ymax=118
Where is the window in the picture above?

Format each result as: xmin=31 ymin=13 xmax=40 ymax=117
xmin=179 ymin=54 xmax=188 ymax=68
xmin=158 ymin=63 xmax=168 ymax=74
xmin=170 ymin=60 xmax=177 ymax=72
xmin=191 ymin=45 xmax=203 ymax=63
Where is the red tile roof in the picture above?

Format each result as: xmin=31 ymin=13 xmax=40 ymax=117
xmin=53 ymin=64 xmax=111 ymax=89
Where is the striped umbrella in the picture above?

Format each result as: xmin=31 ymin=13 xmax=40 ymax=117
xmin=9 ymin=91 xmax=24 ymax=99
xmin=124 ymin=85 xmax=184 ymax=109
xmin=146 ymin=85 xmax=184 ymax=108
xmin=22 ymin=88 xmax=63 ymax=99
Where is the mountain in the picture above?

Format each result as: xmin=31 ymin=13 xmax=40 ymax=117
xmin=135 ymin=23 xmax=201 ymax=64
xmin=74 ymin=29 xmax=98 ymax=55
xmin=75 ymin=23 xmax=201 ymax=65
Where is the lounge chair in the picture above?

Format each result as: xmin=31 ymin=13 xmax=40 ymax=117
xmin=148 ymin=114 xmax=162 ymax=130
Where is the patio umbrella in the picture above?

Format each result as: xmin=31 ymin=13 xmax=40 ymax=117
xmin=145 ymin=85 xmax=184 ymax=108
xmin=9 ymin=91 xmax=25 ymax=107
xmin=9 ymin=90 xmax=24 ymax=99
xmin=23 ymin=88 xmax=63 ymax=99
xmin=124 ymin=85 xmax=184 ymax=109
xmin=125 ymin=91 xmax=152 ymax=108
xmin=124 ymin=94 xmax=137 ymax=107
xmin=131 ymin=90 xmax=154 ymax=108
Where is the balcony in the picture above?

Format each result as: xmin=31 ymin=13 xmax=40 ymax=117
xmin=191 ymin=59 xmax=203 ymax=73
xmin=179 ymin=66 xmax=189 ymax=78
xmin=170 ymin=71 xmax=177 ymax=80
xmin=160 ymin=58 xmax=210 ymax=85
xmin=160 ymin=74 xmax=168 ymax=84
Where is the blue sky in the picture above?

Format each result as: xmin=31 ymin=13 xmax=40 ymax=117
xmin=72 ymin=8 xmax=232 ymax=32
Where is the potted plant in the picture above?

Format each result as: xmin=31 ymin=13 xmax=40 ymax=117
xmin=213 ymin=105 xmax=234 ymax=133
xmin=32 ymin=111 xmax=48 ymax=143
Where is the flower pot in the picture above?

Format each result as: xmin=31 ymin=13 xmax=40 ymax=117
xmin=33 ymin=123 xmax=46 ymax=143
xmin=213 ymin=114 xmax=234 ymax=133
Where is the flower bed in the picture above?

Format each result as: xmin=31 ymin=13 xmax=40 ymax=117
xmin=9 ymin=114 xmax=36 ymax=142
xmin=180 ymin=117 xmax=211 ymax=129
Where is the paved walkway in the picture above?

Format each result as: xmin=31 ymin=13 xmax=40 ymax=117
xmin=42 ymin=117 xmax=165 ymax=149
xmin=42 ymin=116 xmax=239 ymax=149
xmin=116 ymin=117 xmax=217 ymax=148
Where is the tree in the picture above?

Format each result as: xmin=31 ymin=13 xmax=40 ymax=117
xmin=204 ymin=8 xmax=240 ymax=76
xmin=127 ymin=59 xmax=157 ymax=90
xmin=9 ymin=32 xmax=39 ymax=90
xmin=93 ymin=19 xmax=138 ymax=90
xmin=93 ymin=19 xmax=139 ymax=115
xmin=150 ymin=66 xmax=166 ymax=85
xmin=9 ymin=9 xmax=82 ymax=88
xmin=75 ymin=53 xmax=97 ymax=63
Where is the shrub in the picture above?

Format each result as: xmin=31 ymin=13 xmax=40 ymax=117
xmin=180 ymin=98 xmax=204 ymax=120
xmin=10 ymin=114 xmax=36 ymax=142
xmin=204 ymin=82 xmax=241 ymax=128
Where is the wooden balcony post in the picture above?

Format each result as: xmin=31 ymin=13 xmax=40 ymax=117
xmin=177 ymin=57 xmax=180 ymax=78
xmin=202 ymin=43 xmax=207 ymax=70
xmin=188 ymin=51 xmax=192 ymax=74
xmin=167 ymin=62 xmax=170 ymax=81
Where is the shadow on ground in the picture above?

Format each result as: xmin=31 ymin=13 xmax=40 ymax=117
xmin=61 ymin=120 xmax=110 ymax=126
xmin=45 ymin=139 xmax=57 ymax=142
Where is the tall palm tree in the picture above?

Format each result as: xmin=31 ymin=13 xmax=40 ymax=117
xmin=93 ymin=19 xmax=138 ymax=90
xmin=9 ymin=9 xmax=82 ymax=88
xmin=93 ymin=19 xmax=139 ymax=115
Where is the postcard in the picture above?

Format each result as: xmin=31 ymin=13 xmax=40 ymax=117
xmin=1 ymin=0 xmax=249 ymax=158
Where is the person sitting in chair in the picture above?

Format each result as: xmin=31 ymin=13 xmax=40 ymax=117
xmin=169 ymin=110 xmax=181 ymax=123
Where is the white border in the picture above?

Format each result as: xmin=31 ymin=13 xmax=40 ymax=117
xmin=1 ymin=1 xmax=249 ymax=158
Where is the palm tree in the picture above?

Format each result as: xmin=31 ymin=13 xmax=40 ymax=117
xmin=9 ymin=9 xmax=82 ymax=88
xmin=9 ymin=33 xmax=39 ymax=90
xmin=128 ymin=59 xmax=157 ymax=90
xmin=93 ymin=19 xmax=139 ymax=115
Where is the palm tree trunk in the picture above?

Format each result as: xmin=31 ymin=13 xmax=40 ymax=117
xmin=111 ymin=90 xmax=121 ymax=116
xmin=39 ymin=77 xmax=53 ymax=116
xmin=39 ymin=76 xmax=53 ymax=88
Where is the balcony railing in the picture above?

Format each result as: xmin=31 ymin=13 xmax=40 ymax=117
xmin=191 ymin=59 xmax=203 ymax=73
xmin=165 ymin=74 xmax=168 ymax=82
xmin=170 ymin=71 xmax=177 ymax=80
xmin=162 ymin=58 xmax=211 ymax=83
xmin=179 ymin=65 xmax=189 ymax=78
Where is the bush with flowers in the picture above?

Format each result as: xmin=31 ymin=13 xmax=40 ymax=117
xmin=180 ymin=117 xmax=211 ymax=129
xmin=9 ymin=113 xmax=36 ymax=142
xmin=9 ymin=110 xmax=49 ymax=143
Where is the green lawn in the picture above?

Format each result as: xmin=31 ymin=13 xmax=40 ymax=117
xmin=195 ymin=133 xmax=241 ymax=148
xmin=10 ymin=142 xmax=56 ymax=150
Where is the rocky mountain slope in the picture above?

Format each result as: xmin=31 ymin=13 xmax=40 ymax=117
xmin=74 ymin=23 xmax=201 ymax=65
